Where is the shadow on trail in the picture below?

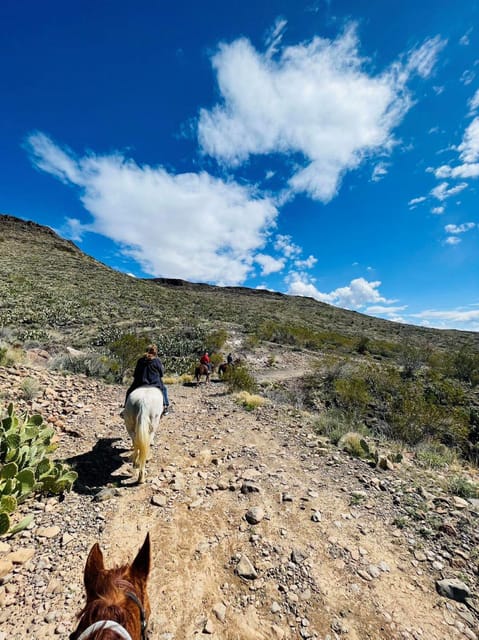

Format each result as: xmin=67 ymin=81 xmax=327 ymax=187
xmin=65 ymin=437 xmax=130 ymax=495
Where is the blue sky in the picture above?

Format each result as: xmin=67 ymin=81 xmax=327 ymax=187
xmin=2 ymin=1 xmax=479 ymax=331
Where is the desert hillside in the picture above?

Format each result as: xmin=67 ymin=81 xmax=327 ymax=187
xmin=0 ymin=214 xmax=478 ymax=640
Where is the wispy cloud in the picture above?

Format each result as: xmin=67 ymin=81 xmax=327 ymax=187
xmin=26 ymin=132 xmax=278 ymax=285
xmin=371 ymin=162 xmax=389 ymax=181
xmin=198 ymin=25 xmax=446 ymax=202
xmin=430 ymin=181 xmax=468 ymax=201
xmin=445 ymin=236 xmax=461 ymax=245
xmin=444 ymin=222 xmax=476 ymax=234
xmin=408 ymin=195 xmax=427 ymax=207
xmin=411 ymin=307 xmax=479 ymax=330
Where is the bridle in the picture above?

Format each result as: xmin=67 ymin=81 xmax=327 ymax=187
xmin=74 ymin=581 xmax=148 ymax=640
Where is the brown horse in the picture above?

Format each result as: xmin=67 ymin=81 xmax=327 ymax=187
xmin=194 ymin=362 xmax=214 ymax=384
xmin=218 ymin=362 xmax=231 ymax=377
xmin=70 ymin=534 xmax=150 ymax=640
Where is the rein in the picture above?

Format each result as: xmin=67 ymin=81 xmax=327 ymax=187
xmin=75 ymin=581 xmax=148 ymax=640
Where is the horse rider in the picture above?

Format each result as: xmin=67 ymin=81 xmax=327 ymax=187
xmin=123 ymin=344 xmax=170 ymax=416
xmin=227 ymin=352 xmax=233 ymax=366
xmin=200 ymin=350 xmax=212 ymax=372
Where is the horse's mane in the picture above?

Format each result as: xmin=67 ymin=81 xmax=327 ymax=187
xmin=75 ymin=567 xmax=141 ymax=638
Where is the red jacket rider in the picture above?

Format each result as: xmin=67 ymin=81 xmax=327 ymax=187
xmin=200 ymin=352 xmax=210 ymax=367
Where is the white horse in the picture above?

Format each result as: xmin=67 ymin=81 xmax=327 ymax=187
xmin=123 ymin=386 xmax=163 ymax=483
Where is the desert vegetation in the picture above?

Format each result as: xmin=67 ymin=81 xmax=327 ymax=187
xmin=1 ymin=213 xmax=479 ymax=469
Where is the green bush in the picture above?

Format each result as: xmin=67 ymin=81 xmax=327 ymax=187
xmin=205 ymin=329 xmax=228 ymax=353
xmin=109 ymin=333 xmax=150 ymax=379
xmin=49 ymin=352 xmax=117 ymax=381
xmin=20 ymin=377 xmax=41 ymax=401
xmin=337 ymin=431 xmax=371 ymax=458
xmin=447 ymin=346 xmax=479 ymax=386
xmin=446 ymin=475 xmax=478 ymax=499
xmin=333 ymin=376 xmax=371 ymax=415
xmin=415 ymin=440 xmax=458 ymax=469
xmin=224 ymin=364 xmax=256 ymax=393
xmin=313 ymin=409 xmax=357 ymax=445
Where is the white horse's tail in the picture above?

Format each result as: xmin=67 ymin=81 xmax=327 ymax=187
xmin=134 ymin=403 xmax=150 ymax=483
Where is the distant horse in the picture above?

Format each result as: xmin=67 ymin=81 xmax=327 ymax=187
xmin=218 ymin=362 xmax=232 ymax=377
xmin=218 ymin=358 xmax=241 ymax=377
xmin=70 ymin=533 xmax=151 ymax=640
xmin=123 ymin=387 xmax=163 ymax=483
xmin=194 ymin=363 xmax=214 ymax=384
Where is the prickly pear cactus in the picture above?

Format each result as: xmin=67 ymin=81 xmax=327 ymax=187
xmin=0 ymin=404 xmax=78 ymax=536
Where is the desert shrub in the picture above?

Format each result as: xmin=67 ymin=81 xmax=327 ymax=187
xmin=205 ymin=329 xmax=228 ymax=352
xmin=49 ymin=352 xmax=116 ymax=381
xmin=333 ymin=376 xmax=371 ymax=415
xmin=210 ymin=352 xmax=224 ymax=368
xmin=20 ymin=377 xmax=41 ymax=401
xmin=415 ymin=440 xmax=459 ymax=469
xmin=109 ymin=333 xmax=150 ymax=378
xmin=254 ymin=321 xmax=354 ymax=352
xmin=224 ymin=364 xmax=256 ymax=393
xmin=0 ymin=347 xmax=11 ymax=367
xmin=355 ymin=336 xmax=370 ymax=354
xmin=446 ymin=346 xmax=479 ymax=386
xmin=314 ymin=409 xmax=358 ymax=445
xmin=234 ymin=391 xmax=266 ymax=411
xmin=446 ymin=475 xmax=478 ymax=499
xmin=337 ymin=431 xmax=371 ymax=458
xmin=398 ymin=344 xmax=429 ymax=379
xmin=0 ymin=345 xmax=23 ymax=367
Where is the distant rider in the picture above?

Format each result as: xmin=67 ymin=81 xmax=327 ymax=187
xmin=200 ymin=351 xmax=212 ymax=372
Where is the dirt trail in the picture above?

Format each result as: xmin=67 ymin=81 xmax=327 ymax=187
xmin=0 ymin=365 xmax=477 ymax=640
xmin=96 ymin=382 xmax=467 ymax=640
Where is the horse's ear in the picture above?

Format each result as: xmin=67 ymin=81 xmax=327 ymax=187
xmin=84 ymin=542 xmax=105 ymax=597
xmin=130 ymin=533 xmax=150 ymax=581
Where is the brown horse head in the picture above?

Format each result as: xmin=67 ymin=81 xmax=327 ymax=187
xmin=71 ymin=533 xmax=151 ymax=640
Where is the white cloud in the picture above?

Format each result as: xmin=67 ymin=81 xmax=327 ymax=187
xmin=458 ymin=117 xmax=479 ymax=163
xmin=294 ymin=255 xmax=317 ymax=269
xmin=430 ymin=181 xmax=468 ymax=201
xmin=274 ymin=234 xmax=302 ymax=258
xmin=405 ymin=35 xmax=447 ymax=78
xmin=459 ymin=30 xmax=472 ymax=46
xmin=26 ymin=132 xmax=278 ymax=285
xmin=254 ymin=253 xmax=285 ymax=275
xmin=286 ymin=274 xmax=392 ymax=309
xmin=469 ymin=88 xmax=479 ymax=112
xmin=57 ymin=217 xmax=91 ymax=242
xmin=431 ymin=206 xmax=445 ymax=214
xmin=371 ymin=162 xmax=389 ymax=181
xmin=366 ymin=304 xmax=407 ymax=314
xmin=198 ymin=26 xmax=446 ymax=202
xmin=444 ymin=222 xmax=476 ymax=234
xmin=408 ymin=196 xmax=427 ymax=207
xmin=461 ymin=69 xmax=476 ymax=86
xmin=445 ymin=236 xmax=461 ymax=245
xmin=411 ymin=307 xmax=479 ymax=330
xmin=265 ymin=17 xmax=288 ymax=58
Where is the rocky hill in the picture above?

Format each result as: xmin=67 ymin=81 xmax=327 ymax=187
xmin=1 ymin=213 xmax=478 ymax=352
xmin=0 ymin=213 xmax=478 ymax=640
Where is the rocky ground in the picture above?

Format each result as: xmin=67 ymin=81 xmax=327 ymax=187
xmin=0 ymin=354 xmax=478 ymax=640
